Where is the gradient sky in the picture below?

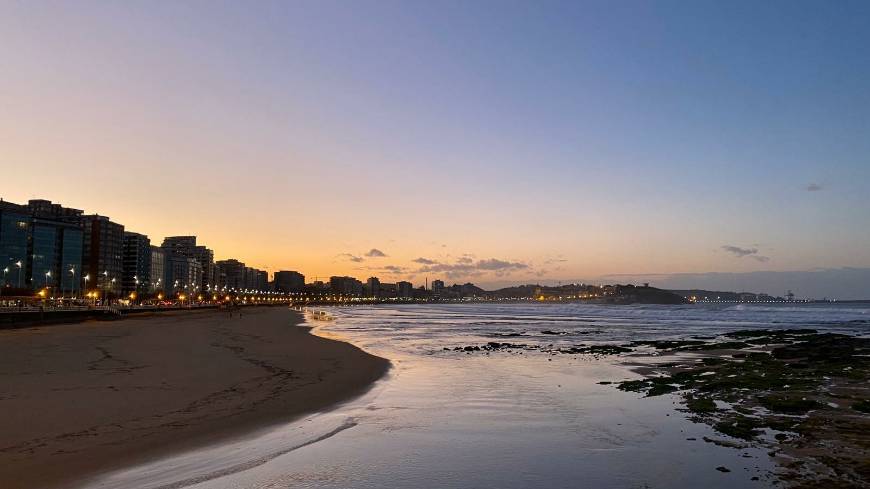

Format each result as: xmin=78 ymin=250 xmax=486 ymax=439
xmin=2 ymin=1 xmax=869 ymax=295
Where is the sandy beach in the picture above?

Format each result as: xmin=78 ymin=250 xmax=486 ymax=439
xmin=0 ymin=307 xmax=390 ymax=489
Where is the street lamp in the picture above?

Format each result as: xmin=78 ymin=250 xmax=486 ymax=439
xmin=84 ymin=274 xmax=90 ymax=303
xmin=43 ymin=271 xmax=52 ymax=302
xmin=15 ymin=261 xmax=22 ymax=288
xmin=102 ymin=270 xmax=109 ymax=305
xmin=68 ymin=267 xmax=76 ymax=299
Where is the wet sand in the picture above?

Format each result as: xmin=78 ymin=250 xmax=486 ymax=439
xmin=0 ymin=307 xmax=390 ymax=489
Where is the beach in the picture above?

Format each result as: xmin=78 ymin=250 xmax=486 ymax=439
xmin=132 ymin=302 xmax=859 ymax=489
xmin=0 ymin=307 xmax=389 ymax=489
xmin=2 ymin=302 xmax=867 ymax=489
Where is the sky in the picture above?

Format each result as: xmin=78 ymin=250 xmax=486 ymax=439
xmin=1 ymin=1 xmax=869 ymax=297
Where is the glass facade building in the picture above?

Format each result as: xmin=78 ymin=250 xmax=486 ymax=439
xmin=122 ymin=232 xmax=151 ymax=295
xmin=30 ymin=223 xmax=58 ymax=289
xmin=60 ymin=227 xmax=83 ymax=294
xmin=29 ymin=221 xmax=84 ymax=294
xmin=0 ymin=201 xmax=85 ymax=294
xmin=82 ymin=215 xmax=125 ymax=297
xmin=0 ymin=205 xmax=30 ymax=289
xmin=149 ymin=245 xmax=165 ymax=294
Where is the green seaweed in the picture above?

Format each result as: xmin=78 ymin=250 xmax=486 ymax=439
xmin=757 ymin=395 xmax=824 ymax=415
xmin=724 ymin=329 xmax=817 ymax=339
xmin=714 ymin=415 xmax=764 ymax=440
xmin=685 ymin=396 xmax=717 ymax=414
xmin=680 ymin=341 xmax=751 ymax=351
xmin=560 ymin=344 xmax=632 ymax=355
xmin=853 ymin=400 xmax=870 ymax=414
xmin=631 ymin=339 xmax=706 ymax=349
xmin=646 ymin=383 xmax=678 ymax=397
xmin=616 ymin=380 xmax=650 ymax=393
xmin=701 ymin=357 xmax=727 ymax=366
xmin=604 ymin=332 xmax=870 ymax=485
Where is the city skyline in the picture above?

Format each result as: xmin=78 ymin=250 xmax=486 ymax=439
xmin=3 ymin=195 xmax=867 ymax=300
xmin=2 ymin=2 xmax=869 ymax=296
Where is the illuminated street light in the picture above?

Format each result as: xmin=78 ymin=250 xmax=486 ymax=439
xmin=67 ymin=266 xmax=76 ymax=299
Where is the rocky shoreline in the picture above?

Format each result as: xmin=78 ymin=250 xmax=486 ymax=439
xmin=446 ymin=328 xmax=870 ymax=487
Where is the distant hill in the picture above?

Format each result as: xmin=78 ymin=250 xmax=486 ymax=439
xmin=484 ymin=283 xmax=598 ymax=299
xmin=611 ymin=285 xmax=688 ymax=305
xmin=483 ymin=283 xmax=687 ymax=305
xmin=485 ymin=284 xmax=541 ymax=298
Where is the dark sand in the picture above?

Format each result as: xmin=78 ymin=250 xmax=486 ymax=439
xmin=0 ymin=307 xmax=389 ymax=489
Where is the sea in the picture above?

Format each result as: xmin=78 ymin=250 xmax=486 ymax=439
xmin=84 ymin=302 xmax=870 ymax=489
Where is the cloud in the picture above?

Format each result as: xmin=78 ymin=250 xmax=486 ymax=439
xmin=721 ymin=245 xmax=757 ymax=257
xmin=805 ymin=183 xmax=823 ymax=192
xmin=414 ymin=257 xmax=529 ymax=279
xmin=337 ymin=253 xmax=364 ymax=263
xmin=365 ymin=248 xmax=387 ymax=258
xmin=413 ymin=257 xmax=437 ymax=265
xmin=360 ymin=264 xmax=410 ymax=276
xmin=475 ymin=258 xmax=529 ymax=271
xmin=721 ymin=245 xmax=769 ymax=262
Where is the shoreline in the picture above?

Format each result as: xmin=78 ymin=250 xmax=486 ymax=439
xmin=607 ymin=331 xmax=870 ymax=486
xmin=0 ymin=307 xmax=390 ymax=489
xmin=448 ymin=324 xmax=869 ymax=486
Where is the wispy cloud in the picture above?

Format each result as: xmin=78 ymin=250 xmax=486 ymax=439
xmin=358 ymin=264 xmax=411 ymax=277
xmin=722 ymin=245 xmax=757 ymax=257
xmin=475 ymin=258 xmax=529 ymax=271
xmin=414 ymin=257 xmax=529 ymax=279
xmin=543 ymin=255 xmax=567 ymax=265
xmin=337 ymin=253 xmax=364 ymax=263
xmin=365 ymin=248 xmax=387 ymax=258
xmin=721 ymin=245 xmax=769 ymax=262
xmin=805 ymin=183 xmax=823 ymax=192
xmin=413 ymin=257 xmax=437 ymax=265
